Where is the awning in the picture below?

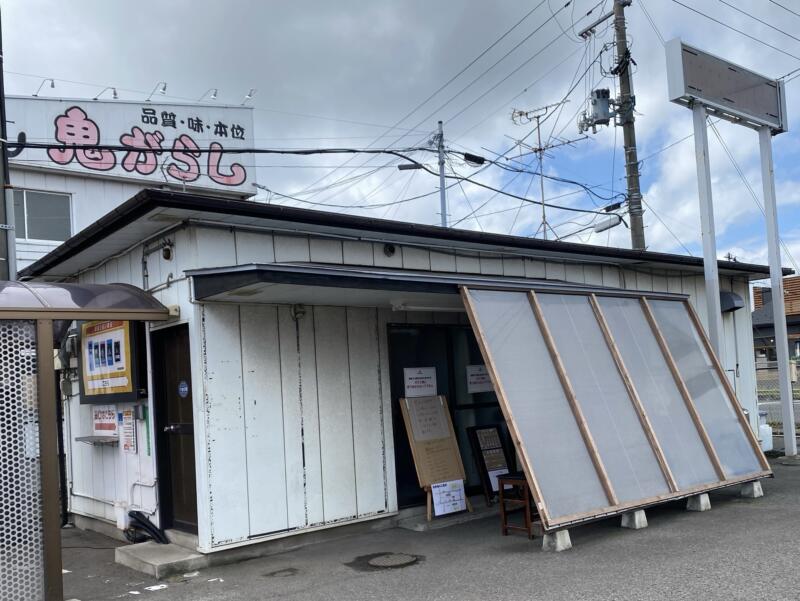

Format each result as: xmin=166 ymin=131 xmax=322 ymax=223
xmin=461 ymin=286 xmax=770 ymax=531
xmin=0 ymin=281 xmax=169 ymax=321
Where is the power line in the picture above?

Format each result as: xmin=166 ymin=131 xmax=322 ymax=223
xmin=291 ymin=0 xmax=558 ymax=201
xmin=717 ymin=0 xmax=800 ymax=45
xmin=670 ymin=0 xmax=800 ymax=63
xmin=770 ymin=0 xmax=800 ymax=19
xmin=639 ymin=0 xmax=665 ymax=45
xmin=641 ymin=197 xmax=694 ymax=256
xmin=708 ymin=120 xmax=800 ymax=273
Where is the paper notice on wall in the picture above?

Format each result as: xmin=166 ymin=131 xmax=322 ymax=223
xmin=92 ymin=405 xmax=118 ymax=436
xmin=466 ymin=364 xmax=493 ymax=393
xmin=121 ymin=408 xmax=137 ymax=454
xmin=406 ymin=396 xmax=449 ymax=441
xmin=431 ymin=479 xmax=467 ymax=516
xmin=404 ymin=367 xmax=437 ymax=398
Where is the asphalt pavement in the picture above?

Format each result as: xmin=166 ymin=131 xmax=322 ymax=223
xmin=63 ymin=459 xmax=800 ymax=601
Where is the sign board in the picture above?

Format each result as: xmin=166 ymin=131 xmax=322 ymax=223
xmin=431 ymin=480 xmax=467 ymax=516
xmin=399 ymin=395 xmax=465 ymax=488
xmin=467 ymin=424 xmax=511 ymax=500
xmin=466 ymin=364 xmax=493 ymax=394
xmin=121 ymin=408 xmax=137 ymax=454
xmin=7 ymin=96 xmax=255 ymax=193
xmin=82 ymin=320 xmax=133 ymax=397
xmin=92 ymin=405 xmax=118 ymax=437
xmin=403 ymin=367 xmax=437 ymax=398
xmin=665 ymin=39 xmax=787 ymax=132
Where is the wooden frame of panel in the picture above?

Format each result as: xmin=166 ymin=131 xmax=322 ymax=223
xmin=683 ymin=300 xmax=772 ymax=472
xmin=528 ymin=291 xmax=618 ymax=506
xmin=640 ymin=297 xmax=727 ymax=481
xmin=589 ymin=294 xmax=679 ymax=493
xmin=460 ymin=285 xmax=771 ymax=532
xmin=459 ymin=287 xmax=552 ymax=524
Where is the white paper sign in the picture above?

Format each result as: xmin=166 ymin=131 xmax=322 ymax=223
xmin=92 ymin=405 xmax=118 ymax=437
xmin=431 ymin=479 xmax=467 ymax=516
xmin=121 ymin=408 xmax=137 ymax=454
xmin=466 ymin=364 xmax=493 ymax=393
xmin=488 ymin=468 xmax=510 ymax=492
xmin=404 ymin=367 xmax=437 ymax=398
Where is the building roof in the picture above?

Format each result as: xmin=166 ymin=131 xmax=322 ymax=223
xmin=19 ymin=188 xmax=788 ymax=281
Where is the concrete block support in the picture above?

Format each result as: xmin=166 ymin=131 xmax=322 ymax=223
xmin=740 ymin=481 xmax=764 ymax=499
xmin=542 ymin=529 xmax=572 ymax=552
xmin=686 ymin=493 xmax=711 ymax=512
xmin=620 ymin=509 xmax=648 ymax=529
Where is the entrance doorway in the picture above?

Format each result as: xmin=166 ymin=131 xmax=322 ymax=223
xmin=387 ymin=322 xmax=511 ymax=508
xmin=152 ymin=324 xmax=197 ymax=533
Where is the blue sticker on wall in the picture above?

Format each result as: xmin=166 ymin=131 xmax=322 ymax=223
xmin=178 ymin=380 xmax=189 ymax=398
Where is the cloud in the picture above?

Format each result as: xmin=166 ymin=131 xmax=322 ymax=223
xmin=3 ymin=0 xmax=799 ymax=267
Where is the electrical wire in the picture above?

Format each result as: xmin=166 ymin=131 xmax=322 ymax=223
xmin=770 ymin=0 xmax=800 ymax=19
xmin=670 ymin=0 xmax=800 ymax=63
xmin=641 ymin=197 xmax=695 ymax=256
xmin=290 ymin=0 xmax=558 ymax=201
xmin=639 ymin=0 xmax=665 ymax=45
xmin=717 ymin=0 xmax=800 ymax=45
xmin=708 ymin=121 xmax=800 ymax=273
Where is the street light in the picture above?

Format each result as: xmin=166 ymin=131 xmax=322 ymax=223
xmin=241 ymin=88 xmax=257 ymax=105
xmin=92 ymin=87 xmax=118 ymax=101
xmin=146 ymin=81 xmax=167 ymax=102
xmin=198 ymin=88 xmax=218 ymax=102
xmin=32 ymin=78 xmax=54 ymax=97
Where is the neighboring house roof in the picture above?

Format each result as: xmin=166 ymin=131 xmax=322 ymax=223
xmin=19 ymin=188 xmax=789 ymax=281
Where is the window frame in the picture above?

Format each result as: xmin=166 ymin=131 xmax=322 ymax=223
xmin=13 ymin=188 xmax=72 ymax=243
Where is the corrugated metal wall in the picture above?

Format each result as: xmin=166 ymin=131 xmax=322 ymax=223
xmin=198 ymin=303 xmax=394 ymax=547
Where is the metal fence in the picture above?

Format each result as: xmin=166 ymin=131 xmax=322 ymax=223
xmin=0 ymin=320 xmax=45 ymax=601
xmin=756 ymin=360 xmax=800 ymax=429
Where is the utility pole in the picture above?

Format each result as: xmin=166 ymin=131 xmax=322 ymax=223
xmin=578 ymin=0 xmax=645 ymax=250
xmin=534 ymin=115 xmax=548 ymax=239
xmin=437 ymin=120 xmax=448 ymax=227
xmin=0 ymin=7 xmax=10 ymax=280
xmin=612 ymin=0 xmax=645 ymax=250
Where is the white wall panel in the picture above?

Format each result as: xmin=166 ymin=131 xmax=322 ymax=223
xmin=430 ymin=250 xmax=456 ymax=272
xmin=342 ymin=241 xmax=374 ymax=265
xmin=235 ymin=231 xmax=275 ymax=265
xmin=346 ymin=308 xmax=388 ymax=516
xmin=479 ymin=254 xmax=503 ymax=275
xmin=373 ymin=243 xmax=403 ymax=268
xmin=314 ymin=307 xmax=358 ymax=522
xmin=455 ymin=253 xmax=480 ymax=274
xmin=309 ymin=238 xmax=343 ymax=264
xmin=240 ymin=305 xmax=289 ymax=536
xmin=402 ymin=246 xmax=430 ymax=270
xmin=201 ymin=304 xmax=250 ymax=545
xmin=194 ymin=228 xmax=237 ymax=269
xmin=377 ymin=309 xmax=398 ymax=513
xmin=274 ymin=234 xmax=310 ymax=262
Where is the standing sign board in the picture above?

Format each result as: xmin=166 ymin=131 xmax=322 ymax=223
xmin=467 ymin=424 xmax=511 ymax=505
xmin=399 ymin=395 xmax=472 ymax=519
xmin=7 ymin=96 xmax=255 ymax=195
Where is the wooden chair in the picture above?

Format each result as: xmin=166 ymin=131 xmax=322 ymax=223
xmin=498 ymin=473 xmax=537 ymax=539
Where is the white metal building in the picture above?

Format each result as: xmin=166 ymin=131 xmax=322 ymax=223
xmin=20 ymin=189 xmax=776 ymax=554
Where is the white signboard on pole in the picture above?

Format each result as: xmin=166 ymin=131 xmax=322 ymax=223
xmin=7 ymin=96 xmax=255 ymax=194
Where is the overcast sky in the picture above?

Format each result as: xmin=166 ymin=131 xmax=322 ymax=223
xmin=4 ymin=0 xmax=800 ymax=273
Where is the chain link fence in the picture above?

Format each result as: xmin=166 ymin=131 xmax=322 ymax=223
xmin=756 ymin=360 xmax=800 ymax=432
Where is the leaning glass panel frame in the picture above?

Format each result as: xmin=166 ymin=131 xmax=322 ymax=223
xmin=537 ymin=293 xmax=672 ymax=503
xmin=648 ymin=299 xmax=769 ymax=477
xmin=462 ymin=286 xmax=772 ymax=532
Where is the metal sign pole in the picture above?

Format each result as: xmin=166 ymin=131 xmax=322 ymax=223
xmin=692 ymin=103 xmax=724 ymax=356
xmin=758 ymin=126 xmax=797 ymax=456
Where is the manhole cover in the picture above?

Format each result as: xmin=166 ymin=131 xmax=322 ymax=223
xmin=367 ymin=553 xmax=417 ymax=568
